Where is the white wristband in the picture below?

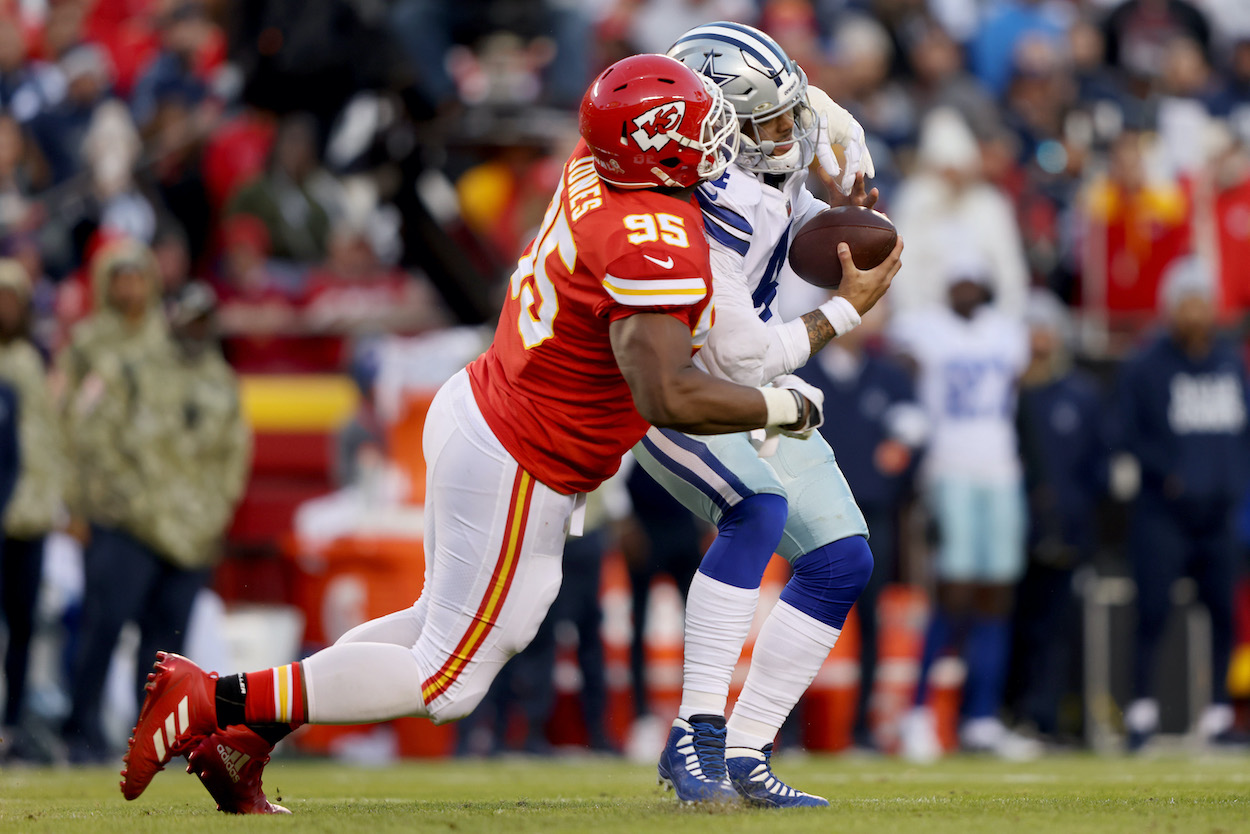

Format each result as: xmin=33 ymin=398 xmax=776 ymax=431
xmin=761 ymin=387 xmax=800 ymax=427
xmin=818 ymin=295 xmax=862 ymax=337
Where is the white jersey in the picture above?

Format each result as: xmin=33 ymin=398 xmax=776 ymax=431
xmin=693 ymin=164 xmax=826 ymax=387
xmin=889 ymin=304 xmax=1028 ymax=483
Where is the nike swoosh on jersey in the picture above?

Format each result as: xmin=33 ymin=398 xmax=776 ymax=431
xmin=643 ymin=253 xmax=675 ymax=269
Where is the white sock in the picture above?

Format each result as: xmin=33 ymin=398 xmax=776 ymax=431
xmin=303 ymin=642 xmax=429 ymax=724
xmin=678 ymin=571 xmax=760 ymax=721
xmin=1124 ymin=698 xmax=1159 ymax=734
xmin=726 ymin=600 xmax=840 ymax=749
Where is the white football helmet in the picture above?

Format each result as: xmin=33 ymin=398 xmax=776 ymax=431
xmin=668 ymin=22 xmax=817 ymax=175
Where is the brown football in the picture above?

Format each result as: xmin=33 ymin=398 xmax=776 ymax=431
xmin=787 ymin=206 xmax=898 ymax=289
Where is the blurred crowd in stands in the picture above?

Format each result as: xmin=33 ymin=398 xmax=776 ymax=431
xmin=0 ymin=0 xmax=1248 ymax=357
xmin=2 ymin=0 xmax=1250 ymax=764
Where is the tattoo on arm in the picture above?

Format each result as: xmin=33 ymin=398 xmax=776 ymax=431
xmin=801 ymin=310 xmax=837 ymax=355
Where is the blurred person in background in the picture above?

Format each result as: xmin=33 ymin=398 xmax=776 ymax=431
xmin=1116 ymin=256 xmax=1249 ymax=751
xmin=389 ymin=0 xmax=594 ymax=113
xmin=33 ymin=0 xmax=89 ymax=65
xmin=1001 ymin=37 xmax=1076 ymax=168
xmin=9 ymin=234 xmax=58 ymax=353
xmin=53 ymin=238 xmax=166 ymax=398
xmin=226 ymin=113 xmax=335 ymax=264
xmin=1067 ymin=15 xmax=1129 ymax=116
xmin=0 ymin=258 xmax=66 ymax=763
xmin=0 ymin=113 xmax=46 ymax=241
xmin=211 ymin=214 xmax=304 ymax=371
xmin=796 ymin=304 xmax=926 ymax=751
xmin=1103 ymin=0 xmax=1212 ymax=90
xmin=995 ymin=37 xmax=1091 ymax=305
xmin=128 ymin=1 xmax=220 ymax=136
xmin=1007 ymin=289 xmax=1108 ymax=744
xmin=79 ymin=99 xmax=157 ymax=246
xmin=904 ymin=18 xmax=1000 ymax=142
xmin=28 ymin=42 xmax=114 ymax=187
xmin=146 ymin=98 xmax=214 ymax=266
xmin=1080 ymin=128 xmax=1191 ymax=317
xmin=891 ymin=256 xmax=1038 ymax=762
xmin=455 ymin=140 xmax=567 ymax=266
xmin=1201 ymin=127 xmax=1250 ymax=312
xmin=969 ymin=0 xmax=1069 ymax=100
xmin=0 ymin=14 xmax=61 ymax=126
xmin=1214 ymin=37 xmax=1250 ymax=122
xmin=199 ymin=103 xmax=276 ymax=219
xmin=890 ymin=108 xmax=1029 ymax=318
xmin=823 ymin=13 xmax=912 ymax=152
xmin=53 ymin=238 xmax=172 ymax=763
xmin=1154 ymin=37 xmax=1223 ymax=181
xmin=151 ymin=222 xmax=193 ymax=302
xmin=301 ymin=220 xmax=449 ymax=338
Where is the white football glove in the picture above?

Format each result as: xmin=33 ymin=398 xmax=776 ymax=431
xmin=773 ymin=374 xmax=825 ymax=438
xmin=753 ymin=375 xmax=825 ymax=457
xmin=807 ymin=85 xmax=875 ymax=195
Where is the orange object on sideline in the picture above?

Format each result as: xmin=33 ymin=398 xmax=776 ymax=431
xmin=387 ymin=390 xmax=438 ymax=504
xmin=284 ymin=532 xmax=455 ymax=757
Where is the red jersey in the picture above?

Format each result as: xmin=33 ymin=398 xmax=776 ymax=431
xmin=468 ymin=141 xmax=715 ymax=494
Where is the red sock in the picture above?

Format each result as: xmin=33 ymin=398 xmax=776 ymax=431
xmin=242 ymin=662 xmax=307 ymax=726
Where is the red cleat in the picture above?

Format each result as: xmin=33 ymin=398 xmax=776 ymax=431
xmin=120 ymin=652 xmax=218 ymax=801
xmin=186 ymin=726 xmax=291 ymax=814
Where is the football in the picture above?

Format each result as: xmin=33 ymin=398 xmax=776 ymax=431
xmin=787 ymin=206 xmax=898 ymax=289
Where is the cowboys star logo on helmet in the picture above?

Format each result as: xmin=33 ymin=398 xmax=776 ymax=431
xmin=698 ymin=51 xmax=737 ymax=89
xmin=630 ymin=102 xmax=687 ymax=152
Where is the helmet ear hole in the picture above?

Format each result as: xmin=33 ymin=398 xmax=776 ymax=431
xmin=659 ymin=157 xmax=680 ymax=168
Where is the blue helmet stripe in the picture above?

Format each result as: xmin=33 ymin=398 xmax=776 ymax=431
xmin=714 ymin=21 xmax=791 ymax=70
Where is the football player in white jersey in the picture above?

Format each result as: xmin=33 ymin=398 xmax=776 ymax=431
xmin=636 ymin=22 xmax=903 ymax=807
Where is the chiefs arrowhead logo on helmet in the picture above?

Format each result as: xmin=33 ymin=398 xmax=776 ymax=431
xmin=629 ymin=102 xmax=687 ymax=152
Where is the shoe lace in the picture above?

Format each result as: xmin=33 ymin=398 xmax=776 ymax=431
xmin=691 ymin=721 xmax=728 ymax=781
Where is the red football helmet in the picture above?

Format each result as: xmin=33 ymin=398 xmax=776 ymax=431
xmin=579 ymin=53 xmax=739 ymax=190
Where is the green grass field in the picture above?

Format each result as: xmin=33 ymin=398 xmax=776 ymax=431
xmin=3 ymin=753 xmax=1248 ymax=833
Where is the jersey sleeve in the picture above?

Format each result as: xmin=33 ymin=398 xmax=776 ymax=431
xmin=599 ymin=243 xmax=710 ymax=322
xmin=695 ymin=184 xmax=755 ymax=260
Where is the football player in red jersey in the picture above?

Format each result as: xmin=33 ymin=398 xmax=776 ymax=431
xmin=119 ymin=54 xmax=896 ymax=812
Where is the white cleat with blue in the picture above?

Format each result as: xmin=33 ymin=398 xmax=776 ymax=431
xmin=656 ymin=716 xmax=738 ymax=804
xmin=726 ymin=744 xmax=829 ymax=808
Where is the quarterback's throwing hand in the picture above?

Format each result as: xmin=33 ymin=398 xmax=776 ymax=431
xmin=808 ymin=85 xmax=875 ymax=195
